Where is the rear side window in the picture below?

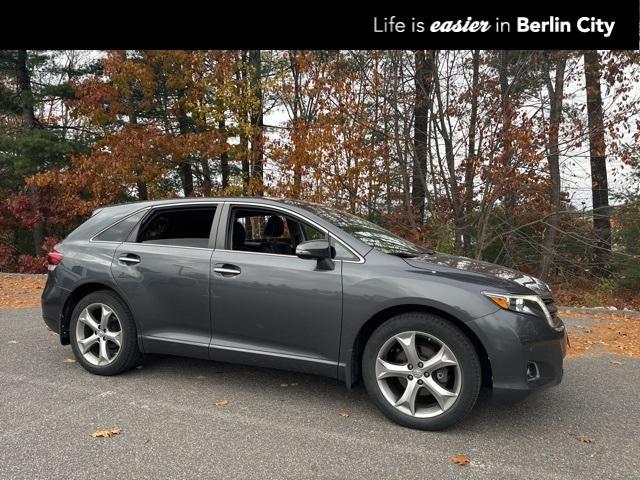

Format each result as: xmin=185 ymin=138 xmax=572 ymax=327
xmin=136 ymin=206 xmax=216 ymax=248
xmin=94 ymin=210 xmax=147 ymax=242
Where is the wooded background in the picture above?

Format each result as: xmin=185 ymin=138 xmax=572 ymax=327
xmin=1 ymin=50 xmax=639 ymax=304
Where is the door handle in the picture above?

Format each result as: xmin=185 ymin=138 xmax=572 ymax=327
xmin=213 ymin=264 xmax=241 ymax=276
xmin=118 ymin=254 xmax=141 ymax=265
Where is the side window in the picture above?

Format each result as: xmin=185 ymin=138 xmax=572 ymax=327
xmin=239 ymin=214 xmax=290 ymax=242
xmin=229 ymin=207 xmax=327 ymax=256
xmin=136 ymin=206 xmax=216 ymax=248
xmin=301 ymin=222 xmax=325 ymax=241
xmin=94 ymin=209 xmax=147 ymax=242
xmin=331 ymin=238 xmax=359 ymax=262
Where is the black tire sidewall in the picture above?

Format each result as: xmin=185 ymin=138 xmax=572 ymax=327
xmin=69 ymin=290 xmax=141 ymax=376
xmin=362 ymin=312 xmax=481 ymax=430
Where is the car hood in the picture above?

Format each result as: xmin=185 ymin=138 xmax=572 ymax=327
xmin=403 ymin=252 xmax=551 ymax=296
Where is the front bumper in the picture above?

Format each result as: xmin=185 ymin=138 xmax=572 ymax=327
xmin=467 ymin=308 xmax=567 ymax=402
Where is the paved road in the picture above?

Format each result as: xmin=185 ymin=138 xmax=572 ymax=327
xmin=1 ymin=308 xmax=638 ymax=479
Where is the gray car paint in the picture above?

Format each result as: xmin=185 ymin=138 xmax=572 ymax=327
xmin=41 ymin=197 xmax=566 ymax=398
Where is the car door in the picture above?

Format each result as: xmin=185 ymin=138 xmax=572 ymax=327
xmin=111 ymin=203 xmax=220 ymax=359
xmin=209 ymin=203 xmax=343 ymax=376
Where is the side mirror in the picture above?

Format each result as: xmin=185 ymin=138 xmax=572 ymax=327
xmin=295 ymin=240 xmax=335 ymax=270
xmin=295 ymin=240 xmax=332 ymax=260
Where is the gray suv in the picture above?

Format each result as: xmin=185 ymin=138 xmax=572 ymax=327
xmin=42 ymin=197 xmax=567 ymax=430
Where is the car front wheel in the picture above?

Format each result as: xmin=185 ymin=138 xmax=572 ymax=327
xmin=362 ymin=312 xmax=481 ymax=430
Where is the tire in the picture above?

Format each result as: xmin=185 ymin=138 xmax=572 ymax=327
xmin=362 ymin=312 xmax=481 ymax=430
xmin=69 ymin=290 xmax=142 ymax=376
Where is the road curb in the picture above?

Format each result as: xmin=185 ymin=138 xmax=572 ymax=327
xmin=559 ymin=306 xmax=640 ymax=318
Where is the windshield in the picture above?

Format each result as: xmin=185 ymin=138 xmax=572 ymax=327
xmin=285 ymin=200 xmax=428 ymax=257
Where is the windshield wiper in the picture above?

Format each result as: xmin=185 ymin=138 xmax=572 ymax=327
xmin=387 ymin=251 xmax=420 ymax=258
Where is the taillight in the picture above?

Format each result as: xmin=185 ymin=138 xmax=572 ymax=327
xmin=46 ymin=246 xmax=64 ymax=271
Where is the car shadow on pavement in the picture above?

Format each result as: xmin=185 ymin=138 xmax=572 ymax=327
xmin=129 ymin=352 xmax=561 ymax=433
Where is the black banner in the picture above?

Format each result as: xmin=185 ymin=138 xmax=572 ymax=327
xmin=10 ymin=2 xmax=640 ymax=49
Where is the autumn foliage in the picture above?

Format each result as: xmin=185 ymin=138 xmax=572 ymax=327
xmin=1 ymin=50 xmax=639 ymax=304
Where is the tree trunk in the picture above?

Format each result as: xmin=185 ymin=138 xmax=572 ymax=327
xmin=201 ymin=159 xmax=212 ymax=196
xmin=412 ymin=50 xmax=435 ymax=224
xmin=290 ymin=50 xmax=303 ymax=197
xmin=462 ymin=50 xmax=480 ymax=254
xmin=220 ymin=150 xmax=229 ymax=190
xmin=434 ymin=65 xmax=464 ymax=250
xmin=389 ymin=52 xmax=416 ymax=230
xmin=236 ymin=52 xmax=250 ymax=194
xmin=249 ymin=49 xmax=264 ymax=196
xmin=215 ymin=74 xmax=229 ymax=191
xmin=498 ymin=50 xmax=516 ymax=266
xmin=583 ymin=50 xmax=611 ymax=276
xmin=219 ymin=106 xmax=229 ymax=191
xmin=179 ymin=162 xmax=194 ymax=196
xmin=17 ymin=51 xmax=37 ymax=128
xmin=128 ymin=111 xmax=148 ymax=201
xmin=241 ymin=130 xmax=250 ymax=194
xmin=176 ymin=108 xmax=194 ymax=196
xmin=539 ymin=52 xmax=567 ymax=281
xmin=17 ymin=50 xmax=45 ymax=256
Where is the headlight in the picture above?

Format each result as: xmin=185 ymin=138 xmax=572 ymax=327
xmin=482 ymin=292 xmax=558 ymax=329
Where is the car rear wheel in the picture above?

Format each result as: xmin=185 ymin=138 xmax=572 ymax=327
xmin=362 ymin=312 xmax=481 ymax=430
xmin=70 ymin=290 xmax=141 ymax=375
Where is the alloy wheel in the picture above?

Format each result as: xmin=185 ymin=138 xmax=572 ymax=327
xmin=75 ymin=303 xmax=123 ymax=366
xmin=375 ymin=331 xmax=461 ymax=418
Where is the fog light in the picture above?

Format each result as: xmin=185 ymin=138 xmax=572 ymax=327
xmin=526 ymin=362 xmax=540 ymax=381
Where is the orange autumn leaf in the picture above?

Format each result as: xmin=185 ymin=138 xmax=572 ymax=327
xmin=450 ymin=454 xmax=470 ymax=466
xmin=91 ymin=428 xmax=122 ymax=438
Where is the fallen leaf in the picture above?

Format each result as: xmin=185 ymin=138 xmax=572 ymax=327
xmin=609 ymin=360 xmax=623 ymax=366
xmin=7 ymin=340 xmax=17 ymax=344
xmin=338 ymin=409 xmax=350 ymax=418
xmin=451 ymin=454 xmax=470 ymax=465
xmin=577 ymin=435 xmax=594 ymax=444
xmin=91 ymin=428 xmax=122 ymax=438
xmin=214 ymin=399 xmax=229 ymax=407
xmin=63 ymin=357 xmax=76 ymax=363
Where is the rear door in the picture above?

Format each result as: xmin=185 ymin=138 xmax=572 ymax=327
xmin=111 ymin=203 xmax=220 ymax=358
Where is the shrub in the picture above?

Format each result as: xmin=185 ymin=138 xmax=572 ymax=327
xmin=17 ymin=255 xmax=47 ymax=274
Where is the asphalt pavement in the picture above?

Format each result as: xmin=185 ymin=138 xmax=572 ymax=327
xmin=1 ymin=307 xmax=638 ymax=479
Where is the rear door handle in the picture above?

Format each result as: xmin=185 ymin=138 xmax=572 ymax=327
xmin=213 ymin=263 xmax=241 ymax=276
xmin=118 ymin=254 xmax=141 ymax=265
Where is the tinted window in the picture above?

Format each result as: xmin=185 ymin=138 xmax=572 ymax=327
xmin=137 ymin=207 xmax=216 ymax=248
xmin=229 ymin=207 xmax=326 ymax=256
xmin=94 ymin=210 xmax=147 ymax=242
xmin=302 ymin=223 xmax=325 ymax=241
xmin=331 ymin=238 xmax=359 ymax=261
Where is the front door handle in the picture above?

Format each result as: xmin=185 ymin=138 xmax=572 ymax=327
xmin=213 ymin=263 xmax=241 ymax=277
xmin=118 ymin=254 xmax=141 ymax=265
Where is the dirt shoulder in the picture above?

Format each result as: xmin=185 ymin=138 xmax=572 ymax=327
xmin=0 ymin=274 xmax=46 ymax=308
xmin=560 ymin=308 xmax=640 ymax=359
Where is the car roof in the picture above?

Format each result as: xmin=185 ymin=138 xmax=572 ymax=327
xmin=100 ymin=196 xmax=285 ymax=209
